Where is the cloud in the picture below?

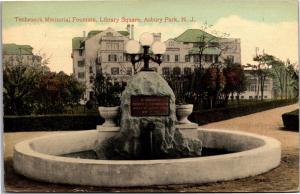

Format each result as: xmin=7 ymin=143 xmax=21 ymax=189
xmin=3 ymin=15 xmax=298 ymax=74
xmin=213 ymin=15 xmax=298 ymax=65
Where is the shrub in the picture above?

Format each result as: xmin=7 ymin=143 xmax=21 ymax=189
xmin=4 ymin=114 xmax=104 ymax=132
xmin=189 ymin=99 xmax=297 ymax=125
xmin=282 ymin=109 xmax=299 ymax=131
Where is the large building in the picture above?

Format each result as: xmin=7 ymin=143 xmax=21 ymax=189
xmin=3 ymin=43 xmax=42 ymax=66
xmin=72 ymin=27 xmax=272 ymax=101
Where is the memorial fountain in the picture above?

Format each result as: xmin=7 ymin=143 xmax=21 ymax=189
xmin=13 ymin=33 xmax=281 ymax=187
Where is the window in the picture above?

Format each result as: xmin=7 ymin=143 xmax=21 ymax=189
xmin=194 ymin=55 xmax=200 ymax=62
xmin=78 ymin=60 xmax=84 ymax=67
xmin=241 ymin=96 xmax=244 ymax=99
xmin=89 ymin=66 xmax=93 ymax=73
xmin=89 ymin=75 xmax=94 ymax=83
xmin=205 ymin=55 xmax=213 ymax=62
xmin=250 ymin=84 xmax=256 ymax=92
xmin=162 ymin=67 xmax=170 ymax=75
xmin=126 ymin=67 xmax=132 ymax=75
xmin=175 ymin=55 xmax=179 ymax=62
xmin=249 ymin=96 xmax=253 ymax=99
xmin=107 ymin=43 xmax=119 ymax=50
xmin=126 ymin=55 xmax=131 ymax=62
xmin=184 ymin=67 xmax=192 ymax=75
xmin=79 ymin=49 xmax=83 ymax=56
xmin=89 ymin=91 xmax=94 ymax=99
xmin=78 ymin=72 xmax=85 ymax=79
xmin=263 ymin=85 xmax=268 ymax=91
xmin=227 ymin=55 xmax=234 ymax=63
xmin=185 ymin=55 xmax=190 ymax=62
xmin=264 ymin=96 xmax=268 ymax=99
xmin=173 ymin=67 xmax=181 ymax=75
xmin=108 ymin=54 xmax=117 ymax=62
xmin=209 ymin=42 xmax=219 ymax=47
xmin=106 ymin=32 xmax=113 ymax=36
xmin=164 ymin=55 xmax=170 ymax=62
xmin=214 ymin=55 xmax=219 ymax=63
xmin=111 ymin=67 xmax=119 ymax=75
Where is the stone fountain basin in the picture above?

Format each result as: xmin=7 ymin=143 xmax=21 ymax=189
xmin=13 ymin=128 xmax=281 ymax=187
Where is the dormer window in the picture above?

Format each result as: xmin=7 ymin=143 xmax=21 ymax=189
xmin=106 ymin=32 xmax=113 ymax=37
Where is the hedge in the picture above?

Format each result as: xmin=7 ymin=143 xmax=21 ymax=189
xmin=3 ymin=99 xmax=296 ymax=132
xmin=282 ymin=109 xmax=299 ymax=131
xmin=189 ymin=99 xmax=297 ymax=126
xmin=4 ymin=114 xmax=104 ymax=132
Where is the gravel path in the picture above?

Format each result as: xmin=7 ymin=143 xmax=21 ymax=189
xmin=3 ymin=104 xmax=299 ymax=192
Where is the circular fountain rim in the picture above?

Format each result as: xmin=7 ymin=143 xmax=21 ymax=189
xmin=13 ymin=128 xmax=281 ymax=187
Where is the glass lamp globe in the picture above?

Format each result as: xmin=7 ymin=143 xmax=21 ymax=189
xmin=139 ymin=32 xmax=154 ymax=46
xmin=151 ymin=41 xmax=166 ymax=54
xmin=125 ymin=40 xmax=140 ymax=54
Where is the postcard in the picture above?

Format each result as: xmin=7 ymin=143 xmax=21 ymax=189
xmin=2 ymin=0 xmax=299 ymax=192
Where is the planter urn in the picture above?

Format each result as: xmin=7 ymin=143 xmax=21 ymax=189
xmin=176 ymin=104 xmax=194 ymax=124
xmin=98 ymin=106 xmax=120 ymax=127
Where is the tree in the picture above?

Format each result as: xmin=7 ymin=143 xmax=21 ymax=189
xmin=201 ymin=65 xmax=226 ymax=108
xmin=187 ymin=23 xmax=233 ymax=109
xmin=93 ymin=69 xmax=125 ymax=107
xmin=33 ymin=71 xmax=85 ymax=114
xmin=252 ymin=53 xmax=273 ymax=101
xmin=270 ymin=58 xmax=287 ymax=99
xmin=286 ymin=62 xmax=299 ymax=99
xmin=223 ymin=59 xmax=247 ymax=104
xmin=3 ymin=63 xmax=43 ymax=115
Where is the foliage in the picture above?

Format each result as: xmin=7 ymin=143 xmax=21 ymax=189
xmin=3 ymin=63 xmax=43 ymax=115
xmin=201 ymin=65 xmax=226 ymax=108
xmin=223 ymin=60 xmax=247 ymax=103
xmin=190 ymin=99 xmax=297 ymax=126
xmin=249 ymin=53 xmax=274 ymax=101
xmin=4 ymin=113 xmax=103 ymax=132
xmin=93 ymin=70 xmax=125 ymax=107
xmin=164 ymin=73 xmax=193 ymax=104
xmin=33 ymin=71 xmax=85 ymax=114
xmin=282 ymin=109 xmax=299 ymax=131
xmin=3 ymin=62 xmax=85 ymax=115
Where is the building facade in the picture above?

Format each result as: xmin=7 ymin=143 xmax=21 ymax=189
xmin=3 ymin=43 xmax=42 ymax=66
xmin=72 ymin=27 xmax=273 ymax=101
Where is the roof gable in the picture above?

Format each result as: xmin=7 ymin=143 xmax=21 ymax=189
xmin=175 ymin=29 xmax=218 ymax=43
xmin=3 ymin=43 xmax=33 ymax=55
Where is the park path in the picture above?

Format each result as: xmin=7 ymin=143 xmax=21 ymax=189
xmin=201 ymin=103 xmax=298 ymax=152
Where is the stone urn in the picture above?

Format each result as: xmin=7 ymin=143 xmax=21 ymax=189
xmin=98 ymin=106 xmax=120 ymax=127
xmin=176 ymin=104 xmax=193 ymax=124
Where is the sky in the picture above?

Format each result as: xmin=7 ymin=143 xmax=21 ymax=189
xmin=2 ymin=0 xmax=298 ymax=74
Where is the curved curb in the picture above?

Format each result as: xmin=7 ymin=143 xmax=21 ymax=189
xmin=13 ymin=129 xmax=281 ymax=187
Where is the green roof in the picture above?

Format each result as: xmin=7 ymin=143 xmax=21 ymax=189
xmin=118 ymin=31 xmax=129 ymax=36
xmin=72 ymin=30 xmax=130 ymax=50
xmin=189 ymin=47 xmax=221 ymax=55
xmin=72 ymin=37 xmax=84 ymax=50
xmin=86 ymin=30 xmax=129 ymax=38
xmin=3 ymin=43 xmax=33 ymax=55
xmin=87 ymin=30 xmax=103 ymax=38
xmin=175 ymin=29 xmax=218 ymax=43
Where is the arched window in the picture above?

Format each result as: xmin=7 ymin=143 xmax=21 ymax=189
xmin=173 ymin=67 xmax=181 ymax=75
xmin=184 ymin=67 xmax=192 ymax=75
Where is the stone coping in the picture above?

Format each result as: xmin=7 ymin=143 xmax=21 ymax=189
xmin=13 ymin=128 xmax=281 ymax=187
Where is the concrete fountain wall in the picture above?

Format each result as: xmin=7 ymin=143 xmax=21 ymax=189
xmin=13 ymin=128 xmax=281 ymax=187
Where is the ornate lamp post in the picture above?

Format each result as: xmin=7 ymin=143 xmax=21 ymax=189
xmin=125 ymin=32 xmax=166 ymax=71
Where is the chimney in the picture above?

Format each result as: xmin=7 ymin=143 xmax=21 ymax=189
xmin=83 ymin=31 xmax=86 ymax=38
xmin=130 ymin=24 xmax=134 ymax=39
xmin=126 ymin=24 xmax=130 ymax=32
